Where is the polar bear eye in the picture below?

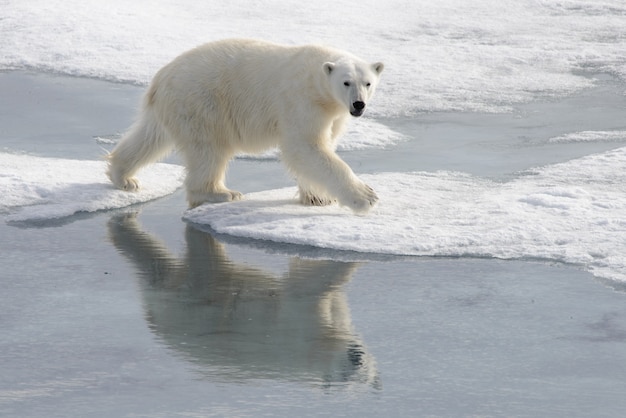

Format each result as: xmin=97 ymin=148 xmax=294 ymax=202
xmin=366 ymin=82 xmax=371 ymax=88
xmin=343 ymin=81 xmax=351 ymax=87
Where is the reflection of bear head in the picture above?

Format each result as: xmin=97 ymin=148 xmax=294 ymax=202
xmin=108 ymin=213 xmax=380 ymax=389
xmin=324 ymin=58 xmax=384 ymax=117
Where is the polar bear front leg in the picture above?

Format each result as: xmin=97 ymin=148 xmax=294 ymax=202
xmin=282 ymin=143 xmax=378 ymax=213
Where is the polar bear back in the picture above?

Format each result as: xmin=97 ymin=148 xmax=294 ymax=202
xmin=146 ymin=39 xmax=358 ymax=153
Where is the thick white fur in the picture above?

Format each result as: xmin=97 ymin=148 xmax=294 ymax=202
xmin=107 ymin=39 xmax=384 ymax=212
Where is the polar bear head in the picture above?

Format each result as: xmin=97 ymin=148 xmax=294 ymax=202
xmin=323 ymin=58 xmax=384 ymax=117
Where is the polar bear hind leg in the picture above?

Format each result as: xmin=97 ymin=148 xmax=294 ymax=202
xmin=107 ymin=110 xmax=174 ymax=191
xmin=180 ymin=143 xmax=243 ymax=208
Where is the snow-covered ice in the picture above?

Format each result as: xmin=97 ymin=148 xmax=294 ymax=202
xmin=2 ymin=0 xmax=626 ymax=115
xmin=186 ymin=147 xmax=626 ymax=282
xmin=548 ymin=130 xmax=626 ymax=144
xmin=0 ymin=153 xmax=184 ymax=222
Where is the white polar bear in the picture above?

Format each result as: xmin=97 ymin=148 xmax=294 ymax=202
xmin=107 ymin=39 xmax=384 ymax=213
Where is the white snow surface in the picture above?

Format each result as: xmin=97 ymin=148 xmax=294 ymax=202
xmin=2 ymin=0 xmax=626 ymax=115
xmin=0 ymin=153 xmax=184 ymax=222
xmin=548 ymin=130 xmax=626 ymax=143
xmin=186 ymin=146 xmax=626 ymax=282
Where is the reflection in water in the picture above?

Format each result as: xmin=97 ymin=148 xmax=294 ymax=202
xmin=108 ymin=213 xmax=379 ymax=389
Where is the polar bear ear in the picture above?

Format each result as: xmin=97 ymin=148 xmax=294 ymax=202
xmin=372 ymin=62 xmax=384 ymax=75
xmin=323 ymin=62 xmax=336 ymax=75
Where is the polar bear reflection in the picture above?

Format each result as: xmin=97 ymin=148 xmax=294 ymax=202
xmin=108 ymin=213 xmax=379 ymax=388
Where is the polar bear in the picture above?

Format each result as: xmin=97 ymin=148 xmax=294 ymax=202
xmin=107 ymin=39 xmax=384 ymax=213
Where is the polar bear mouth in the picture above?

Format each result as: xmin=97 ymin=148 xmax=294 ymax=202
xmin=350 ymin=101 xmax=366 ymax=117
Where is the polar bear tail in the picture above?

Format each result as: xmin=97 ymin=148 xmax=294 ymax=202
xmin=107 ymin=109 xmax=174 ymax=191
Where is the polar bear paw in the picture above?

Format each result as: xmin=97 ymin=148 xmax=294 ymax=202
xmin=187 ymin=189 xmax=243 ymax=208
xmin=299 ymin=190 xmax=336 ymax=207
xmin=120 ymin=177 xmax=140 ymax=192
xmin=343 ymin=182 xmax=378 ymax=213
xmin=108 ymin=168 xmax=140 ymax=192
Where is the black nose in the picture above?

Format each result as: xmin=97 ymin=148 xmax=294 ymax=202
xmin=353 ymin=101 xmax=365 ymax=110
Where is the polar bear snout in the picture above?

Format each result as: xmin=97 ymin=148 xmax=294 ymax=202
xmin=350 ymin=101 xmax=366 ymax=117
xmin=353 ymin=101 xmax=365 ymax=110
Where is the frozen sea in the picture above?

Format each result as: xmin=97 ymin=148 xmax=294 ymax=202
xmin=2 ymin=1 xmax=626 ymax=417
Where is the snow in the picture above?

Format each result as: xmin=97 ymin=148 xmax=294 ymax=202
xmin=548 ymin=130 xmax=626 ymax=143
xmin=2 ymin=0 xmax=626 ymax=115
xmin=185 ymin=147 xmax=626 ymax=282
xmin=0 ymin=153 xmax=184 ymax=222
